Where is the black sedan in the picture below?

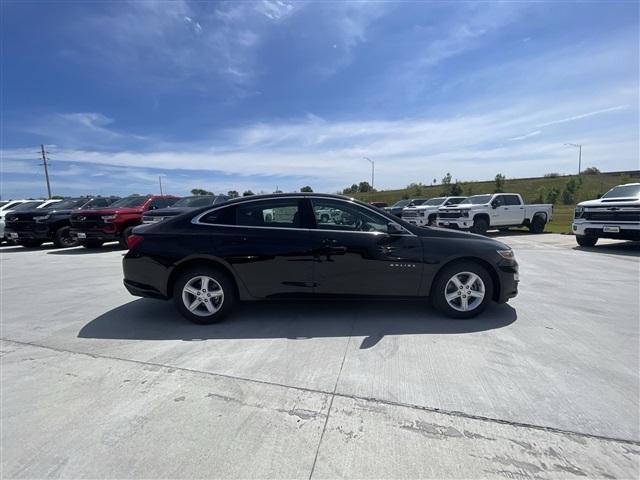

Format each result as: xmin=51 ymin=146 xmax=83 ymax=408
xmin=123 ymin=193 xmax=519 ymax=324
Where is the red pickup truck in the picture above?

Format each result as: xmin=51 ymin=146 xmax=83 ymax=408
xmin=70 ymin=195 xmax=180 ymax=248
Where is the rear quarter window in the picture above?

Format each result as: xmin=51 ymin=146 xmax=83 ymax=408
xmin=198 ymin=206 xmax=235 ymax=225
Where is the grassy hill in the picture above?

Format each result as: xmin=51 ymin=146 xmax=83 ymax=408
xmin=351 ymin=171 xmax=639 ymax=234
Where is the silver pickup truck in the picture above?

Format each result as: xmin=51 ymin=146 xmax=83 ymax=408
xmin=437 ymin=193 xmax=553 ymax=235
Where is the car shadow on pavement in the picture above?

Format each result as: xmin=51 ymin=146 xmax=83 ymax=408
xmin=47 ymin=244 xmax=123 ymax=255
xmin=573 ymin=240 xmax=640 ymax=257
xmin=0 ymin=244 xmax=58 ymax=253
xmin=487 ymin=230 xmax=552 ymax=238
xmin=79 ymin=298 xmax=517 ymax=349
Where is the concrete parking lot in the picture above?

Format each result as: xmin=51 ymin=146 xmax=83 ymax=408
xmin=1 ymin=234 xmax=639 ymax=478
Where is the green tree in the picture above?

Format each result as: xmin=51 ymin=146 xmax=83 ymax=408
xmin=358 ymin=181 xmax=372 ymax=193
xmin=494 ymin=173 xmax=506 ymax=193
xmin=546 ymin=187 xmax=560 ymax=204
xmin=582 ymin=166 xmax=600 ymax=175
xmin=300 ymin=186 xmax=313 ymax=192
xmin=450 ymin=182 xmax=463 ymax=196
xmin=534 ymin=187 xmax=546 ymax=204
xmin=191 ymin=188 xmax=213 ymax=195
xmin=227 ymin=190 xmax=239 ymax=198
xmin=407 ymin=182 xmax=423 ymax=197
xmin=243 ymin=190 xmax=255 ymax=196
xmin=441 ymin=172 xmax=452 ymax=186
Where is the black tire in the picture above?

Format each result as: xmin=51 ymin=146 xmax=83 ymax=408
xmin=576 ymin=235 xmax=598 ymax=247
xmin=470 ymin=217 xmax=489 ymax=235
xmin=173 ymin=266 xmax=237 ymax=324
xmin=431 ymin=260 xmax=494 ymax=319
xmin=83 ymin=239 xmax=104 ymax=249
xmin=120 ymin=226 xmax=134 ymax=248
xmin=529 ymin=215 xmax=546 ymax=234
xmin=18 ymin=239 xmax=43 ymax=248
xmin=427 ymin=215 xmax=437 ymax=226
xmin=53 ymin=226 xmax=79 ymax=248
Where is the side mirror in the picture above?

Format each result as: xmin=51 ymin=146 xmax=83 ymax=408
xmin=491 ymin=202 xmax=498 ymax=209
xmin=148 ymin=205 xmax=157 ymax=210
xmin=387 ymin=222 xmax=404 ymax=235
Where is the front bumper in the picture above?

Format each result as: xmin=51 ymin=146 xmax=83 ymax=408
xmin=4 ymin=224 xmax=53 ymax=242
xmin=403 ymin=216 xmax=428 ymax=226
xmin=496 ymin=262 xmax=519 ymax=303
xmin=70 ymin=226 xmax=120 ymax=242
xmin=437 ymin=218 xmax=472 ymax=229
xmin=572 ymin=221 xmax=640 ymax=240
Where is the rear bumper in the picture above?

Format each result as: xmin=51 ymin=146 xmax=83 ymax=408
xmin=123 ymin=279 xmax=169 ymax=300
xmin=572 ymin=221 xmax=640 ymax=240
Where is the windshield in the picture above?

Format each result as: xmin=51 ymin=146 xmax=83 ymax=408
xmin=172 ymin=196 xmax=216 ymax=208
xmin=391 ymin=200 xmax=411 ymax=208
xmin=44 ymin=198 xmax=86 ymax=209
xmin=12 ymin=201 xmax=44 ymax=211
xmin=459 ymin=195 xmax=492 ymax=205
xmin=424 ymin=197 xmax=445 ymax=206
xmin=110 ymin=196 xmax=148 ymax=208
xmin=602 ymin=185 xmax=640 ymax=199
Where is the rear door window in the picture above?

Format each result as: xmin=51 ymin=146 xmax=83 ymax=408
xmin=504 ymin=195 xmax=521 ymax=206
xmin=236 ymin=199 xmax=301 ymax=228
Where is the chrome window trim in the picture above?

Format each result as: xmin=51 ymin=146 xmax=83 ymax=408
xmin=191 ymin=195 xmax=416 ymax=236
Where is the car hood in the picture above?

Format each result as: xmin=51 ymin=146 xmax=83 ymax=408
xmin=76 ymin=207 xmax=144 ymax=215
xmin=144 ymin=207 xmax=193 ymax=217
xmin=413 ymin=225 xmax=509 ymax=248
xmin=577 ymin=198 xmax=640 ymax=207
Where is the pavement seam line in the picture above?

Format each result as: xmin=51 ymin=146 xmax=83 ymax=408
xmin=307 ymin=317 xmax=355 ymax=480
xmin=2 ymin=336 xmax=638 ymax=447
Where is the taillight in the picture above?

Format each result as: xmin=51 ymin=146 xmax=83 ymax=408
xmin=127 ymin=234 xmax=144 ymax=250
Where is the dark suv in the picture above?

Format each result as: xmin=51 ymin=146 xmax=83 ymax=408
xmin=4 ymin=197 xmax=118 ymax=248
xmin=70 ymin=195 xmax=180 ymax=248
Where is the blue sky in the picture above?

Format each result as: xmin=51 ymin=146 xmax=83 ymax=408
xmin=1 ymin=0 xmax=638 ymax=198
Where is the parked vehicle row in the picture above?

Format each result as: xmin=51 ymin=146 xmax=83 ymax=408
xmin=122 ymin=193 xmax=519 ymax=324
xmin=1 ymin=199 xmax=63 ymax=244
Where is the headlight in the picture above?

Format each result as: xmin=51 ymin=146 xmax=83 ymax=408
xmin=101 ymin=215 xmax=117 ymax=222
xmin=497 ymin=249 xmax=515 ymax=260
xmin=34 ymin=215 xmax=51 ymax=223
xmin=574 ymin=206 xmax=584 ymax=219
xmin=460 ymin=210 xmax=470 ymax=217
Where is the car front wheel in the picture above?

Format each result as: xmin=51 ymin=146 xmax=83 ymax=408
xmin=470 ymin=217 xmax=488 ymax=235
xmin=173 ymin=267 xmax=236 ymax=324
xmin=431 ymin=261 xmax=494 ymax=319
xmin=54 ymin=226 xmax=79 ymax=248
xmin=576 ymin=235 xmax=598 ymax=247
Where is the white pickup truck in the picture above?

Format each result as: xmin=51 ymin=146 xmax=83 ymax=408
xmin=401 ymin=196 xmax=467 ymax=226
xmin=572 ymin=183 xmax=640 ymax=246
xmin=437 ymin=193 xmax=553 ymax=234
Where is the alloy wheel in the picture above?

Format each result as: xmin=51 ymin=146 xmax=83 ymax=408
xmin=181 ymin=275 xmax=225 ymax=317
xmin=444 ymin=271 xmax=485 ymax=312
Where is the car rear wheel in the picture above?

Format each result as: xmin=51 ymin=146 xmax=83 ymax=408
xmin=82 ymin=239 xmax=104 ymax=249
xmin=431 ymin=261 xmax=494 ymax=319
xmin=18 ymin=239 xmax=43 ymax=248
xmin=470 ymin=217 xmax=488 ymax=235
xmin=529 ymin=215 xmax=546 ymax=234
xmin=576 ymin=235 xmax=598 ymax=247
xmin=173 ymin=267 xmax=236 ymax=324
xmin=53 ymin=226 xmax=79 ymax=248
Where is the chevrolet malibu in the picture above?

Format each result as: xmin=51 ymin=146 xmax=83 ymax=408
xmin=122 ymin=193 xmax=519 ymax=324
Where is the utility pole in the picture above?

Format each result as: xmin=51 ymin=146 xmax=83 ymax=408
xmin=40 ymin=144 xmax=52 ymax=199
xmin=363 ymin=157 xmax=374 ymax=191
xmin=564 ymin=143 xmax=582 ymax=176
xmin=158 ymin=175 xmax=164 ymax=196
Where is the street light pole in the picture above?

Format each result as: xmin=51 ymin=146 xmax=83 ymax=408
xmin=564 ymin=143 xmax=582 ymax=176
xmin=363 ymin=157 xmax=374 ymax=191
